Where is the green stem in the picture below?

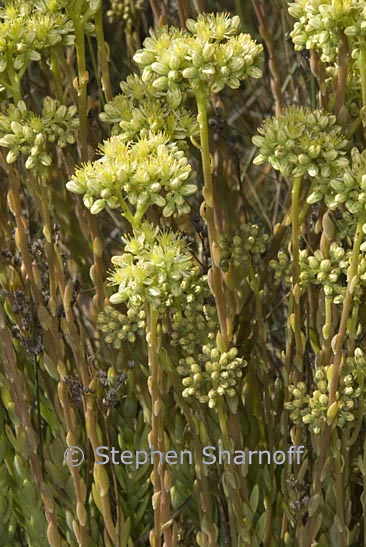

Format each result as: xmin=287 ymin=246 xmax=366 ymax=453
xmin=117 ymin=194 xmax=136 ymax=228
xmin=280 ymin=297 xmax=293 ymax=542
xmin=359 ymin=39 xmax=366 ymax=108
xmin=87 ymin=34 xmax=104 ymax=107
xmin=329 ymin=217 xmax=365 ymax=406
xmin=291 ymin=176 xmax=303 ymax=370
xmin=348 ymin=302 xmax=359 ymax=355
xmin=6 ymin=52 xmax=22 ymax=103
xmin=335 ymin=33 xmax=348 ymax=123
xmin=194 ymin=85 xmax=229 ymax=344
xmin=332 ymin=435 xmax=347 ymax=545
xmin=216 ymin=401 xmax=242 ymax=546
xmin=323 ymin=296 xmax=332 ymax=362
xmin=146 ymin=306 xmax=162 ymax=547
xmin=50 ymin=49 xmax=64 ymax=102
xmin=134 ymin=203 xmax=150 ymax=228
xmin=71 ymin=2 xmax=88 ymax=161
xmin=94 ymin=3 xmax=113 ymax=102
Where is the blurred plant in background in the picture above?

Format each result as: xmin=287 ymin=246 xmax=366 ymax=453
xmin=3 ymin=1 xmax=366 ymax=547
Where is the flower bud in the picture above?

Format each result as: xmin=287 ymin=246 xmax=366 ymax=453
xmin=182 ymin=67 xmax=199 ymax=79
xmin=90 ymin=199 xmax=106 ymax=215
xmin=151 ymin=62 xmax=169 ymax=75
xmin=327 ymin=401 xmax=339 ymax=423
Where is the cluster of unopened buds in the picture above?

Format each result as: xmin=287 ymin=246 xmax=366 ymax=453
xmin=253 ymin=107 xmax=348 ymax=195
xmin=66 ymin=132 xmax=196 ymax=220
xmin=270 ymin=250 xmax=292 ymax=286
xmin=133 ymin=12 xmax=262 ymax=95
xmin=0 ymin=98 xmax=78 ymax=172
xmin=328 ymin=149 xmax=366 ymax=222
xmin=219 ymin=223 xmax=268 ymax=273
xmin=286 ymin=361 xmax=362 ymax=434
xmin=300 ymin=243 xmax=366 ymax=303
xmin=288 ymin=0 xmax=362 ymax=63
xmin=178 ymin=343 xmax=246 ymax=408
xmin=107 ymin=0 xmax=144 ymax=24
xmin=99 ymin=74 xmax=198 ymax=142
xmin=344 ymin=347 xmax=366 ymax=379
xmin=177 ymin=341 xmax=247 ymax=408
xmin=171 ymin=279 xmax=217 ymax=356
xmin=299 ymin=243 xmax=349 ymax=302
xmin=98 ymin=305 xmax=146 ymax=348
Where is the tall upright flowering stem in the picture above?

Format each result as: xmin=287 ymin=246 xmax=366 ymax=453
xmin=68 ymin=2 xmax=106 ymax=309
xmin=304 ymin=216 xmax=366 ymax=546
xmin=94 ymin=4 xmax=113 ymax=103
xmin=328 ymin=218 xmax=366 ymax=406
xmin=146 ymin=306 xmax=162 ymax=546
xmin=359 ymin=38 xmax=366 ymax=108
xmin=195 ymin=86 xmax=229 ymax=344
xmin=291 ymin=175 xmax=303 ymax=371
xmin=146 ymin=306 xmax=172 ymax=547
xmin=69 ymin=1 xmax=88 ymax=162
xmin=253 ymin=106 xmax=351 ymax=544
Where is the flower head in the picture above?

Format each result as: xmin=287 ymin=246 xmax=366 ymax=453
xmin=0 ymin=98 xmax=78 ymax=172
xmin=66 ymin=132 xmax=196 ymax=221
xmin=108 ymin=224 xmax=198 ymax=311
xmin=133 ymin=12 xmax=262 ymax=94
xmin=288 ymin=0 xmax=361 ymax=63
xmin=0 ymin=2 xmax=73 ymax=77
xmin=328 ymin=148 xmax=366 ymax=219
xmin=100 ymin=74 xmax=198 ymax=141
xmin=185 ymin=12 xmax=241 ymax=41
xmin=252 ymin=106 xmax=348 ymax=202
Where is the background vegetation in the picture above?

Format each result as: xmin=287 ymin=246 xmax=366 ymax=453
xmin=1 ymin=1 xmax=366 ymax=546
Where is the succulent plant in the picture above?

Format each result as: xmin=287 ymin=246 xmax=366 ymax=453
xmin=5 ymin=3 xmax=366 ymax=547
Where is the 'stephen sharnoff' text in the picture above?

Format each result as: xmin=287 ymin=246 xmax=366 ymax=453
xmin=94 ymin=445 xmax=304 ymax=469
